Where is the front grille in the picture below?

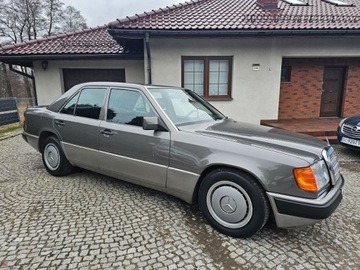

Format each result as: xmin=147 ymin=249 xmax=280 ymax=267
xmin=323 ymin=146 xmax=341 ymax=185
xmin=342 ymin=124 xmax=360 ymax=139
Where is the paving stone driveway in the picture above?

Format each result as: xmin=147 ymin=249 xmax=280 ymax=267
xmin=0 ymin=135 xmax=359 ymax=270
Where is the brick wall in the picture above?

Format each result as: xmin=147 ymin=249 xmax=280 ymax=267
xmin=279 ymin=58 xmax=360 ymax=119
xmin=343 ymin=64 xmax=360 ymax=116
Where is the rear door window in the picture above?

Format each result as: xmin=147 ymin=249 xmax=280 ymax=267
xmin=60 ymin=92 xmax=79 ymax=115
xmin=60 ymin=88 xmax=106 ymax=119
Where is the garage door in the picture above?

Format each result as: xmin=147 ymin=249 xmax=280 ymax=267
xmin=63 ymin=69 xmax=125 ymax=91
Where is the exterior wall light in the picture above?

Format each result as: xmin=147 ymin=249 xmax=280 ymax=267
xmin=41 ymin=60 xmax=48 ymax=71
xmin=252 ymin=64 xmax=260 ymax=71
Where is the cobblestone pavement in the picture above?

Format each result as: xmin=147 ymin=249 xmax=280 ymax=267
xmin=0 ymin=135 xmax=359 ymax=270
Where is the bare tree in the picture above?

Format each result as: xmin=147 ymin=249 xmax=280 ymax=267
xmin=0 ymin=0 xmax=43 ymax=42
xmin=0 ymin=63 xmax=30 ymax=98
xmin=0 ymin=0 xmax=88 ymax=99
xmin=0 ymin=62 xmax=13 ymax=97
xmin=0 ymin=0 xmax=87 ymax=42
xmin=27 ymin=0 xmax=43 ymax=40
xmin=43 ymin=0 xmax=64 ymax=36
xmin=0 ymin=0 xmax=23 ymax=43
xmin=61 ymin=5 xmax=87 ymax=33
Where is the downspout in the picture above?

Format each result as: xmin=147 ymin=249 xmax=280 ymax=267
xmin=30 ymin=69 xmax=38 ymax=106
xmin=9 ymin=64 xmax=38 ymax=106
xmin=145 ymin=32 xmax=152 ymax=84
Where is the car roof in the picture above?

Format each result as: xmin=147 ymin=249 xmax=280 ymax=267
xmin=47 ymin=82 xmax=185 ymax=112
xmin=72 ymin=82 xmax=183 ymax=89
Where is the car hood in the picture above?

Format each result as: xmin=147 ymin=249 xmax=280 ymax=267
xmin=180 ymin=118 xmax=327 ymax=163
xmin=344 ymin=115 xmax=360 ymax=126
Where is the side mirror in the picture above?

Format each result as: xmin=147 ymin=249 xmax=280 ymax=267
xmin=142 ymin=116 xmax=168 ymax=131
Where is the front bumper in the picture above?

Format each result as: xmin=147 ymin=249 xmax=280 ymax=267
xmin=267 ymin=175 xmax=344 ymax=228
xmin=337 ymin=125 xmax=360 ymax=148
xmin=338 ymin=135 xmax=360 ymax=149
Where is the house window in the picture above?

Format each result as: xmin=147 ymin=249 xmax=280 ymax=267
xmin=281 ymin=66 xmax=292 ymax=82
xmin=182 ymin=56 xmax=232 ymax=100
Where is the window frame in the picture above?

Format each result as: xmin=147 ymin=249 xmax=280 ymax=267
xmin=59 ymin=87 xmax=107 ymax=120
xmin=105 ymin=88 xmax=157 ymax=126
xmin=181 ymin=56 xmax=233 ymax=101
xmin=281 ymin=66 xmax=292 ymax=83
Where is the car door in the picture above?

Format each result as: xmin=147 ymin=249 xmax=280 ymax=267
xmin=53 ymin=87 xmax=107 ymax=170
xmin=98 ymin=87 xmax=170 ymax=188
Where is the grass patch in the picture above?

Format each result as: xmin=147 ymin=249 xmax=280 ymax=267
xmin=0 ymin=124 xmax=22 ymax=137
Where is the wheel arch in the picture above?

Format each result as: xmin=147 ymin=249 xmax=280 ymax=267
xmin=38 ymin=130 xmax=59 ymax=153
xmin=192 ymin=164 xmax=268 ymax=205
xmin=195 ymin=165 xmax=272 ymax=237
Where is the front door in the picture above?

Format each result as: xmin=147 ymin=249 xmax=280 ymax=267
xmin=98 ymin=88 xmax=170 ymax=189
xmin=320 ymin=67 xmax=346 ymax=117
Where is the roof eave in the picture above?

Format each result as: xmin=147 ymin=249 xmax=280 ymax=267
xmin=0 ymin=53 xmax=144 ymax=66
xmin=108 ymin=28 xmax=360 ymax=38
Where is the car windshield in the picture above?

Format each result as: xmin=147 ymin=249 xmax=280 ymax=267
xmin=148 ymin=87 xmax=225 ymax=126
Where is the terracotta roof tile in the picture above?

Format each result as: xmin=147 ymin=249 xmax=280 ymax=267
xmin=1 ymin=0 xmax=359 ymax=57
xmin=109 ymin=0 xmax=360 ymax=30
xmin=0 ymin=26 xmax=123 ymax=55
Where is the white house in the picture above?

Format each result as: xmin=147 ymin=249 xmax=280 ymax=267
xmin=1 ymin=0 xmax=359 ymax=124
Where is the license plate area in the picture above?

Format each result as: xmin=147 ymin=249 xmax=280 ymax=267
xmin=341 ymin=137 xmax=360 ymax=147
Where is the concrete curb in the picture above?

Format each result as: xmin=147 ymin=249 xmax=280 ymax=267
xmin=0 ymin=131 xmax=22 ymax=141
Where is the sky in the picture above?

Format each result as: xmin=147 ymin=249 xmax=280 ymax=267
xmin=61 ymin=0 xmax=184 ymax=27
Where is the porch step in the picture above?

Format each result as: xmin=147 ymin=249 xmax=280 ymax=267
xmin=261 ymin=118 xmax=341 ymax=144
xmin=297 ymin=130 xmax=337 ymax=137
xmin=317 ymin=136 xmax=338 ymax=144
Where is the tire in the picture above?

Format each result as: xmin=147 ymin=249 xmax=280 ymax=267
xmin=198 ymin=168 xmax=270 ymax=238
xmin=41 ymin=136 xmax=73 ymax=176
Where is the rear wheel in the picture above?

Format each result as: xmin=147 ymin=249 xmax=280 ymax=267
xmin=198 ymin=169 xmax=269 ymax=238
xmin=42 ymin=136 xmax=73 ymax=176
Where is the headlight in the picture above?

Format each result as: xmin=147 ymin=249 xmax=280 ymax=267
xmin=338 ymin=117 xmax=347 ymax=128
xmin=293 ymin=160 xmax=330 ymax=192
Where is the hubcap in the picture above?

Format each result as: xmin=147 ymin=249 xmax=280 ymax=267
xmin=44 ymin=143 xmax=60 ymax=171
xmin=220 ymin=196 xmax=237 ymax=213
xmin=206 ymin=181 xmax=253 ymax=229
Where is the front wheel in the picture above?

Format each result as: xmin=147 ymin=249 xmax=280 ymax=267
xmin=198 ymin=169 xmax=270 ymax=238
xmin=42 ymin=136 xmax=73 ymax=176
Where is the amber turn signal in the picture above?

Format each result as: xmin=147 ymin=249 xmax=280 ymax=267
xmin=22 ymin=114 xmax=26 ymax=127
xmin=293 ymin=167 xmax=318 ymax=192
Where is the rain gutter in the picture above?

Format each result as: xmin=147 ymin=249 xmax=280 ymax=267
xmin=108 ymin=29 xmax=360 ymax=38
xmin=0 ymin=53 xmax=143 ymax=64
xmin=145 ymin=32 xmax=152 ymax=84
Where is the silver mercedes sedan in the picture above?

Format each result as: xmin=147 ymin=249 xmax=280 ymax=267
xmin=22 ymin=82 xmax=344 ymax=238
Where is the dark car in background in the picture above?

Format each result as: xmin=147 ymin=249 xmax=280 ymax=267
xmin=338 ymin=115 xmax=360 ymax=149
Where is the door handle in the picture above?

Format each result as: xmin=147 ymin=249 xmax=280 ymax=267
xmin=55 ymin=119 xmax=65 ymax=127
xmin=100 ymin=129 xmax=115 ymax=137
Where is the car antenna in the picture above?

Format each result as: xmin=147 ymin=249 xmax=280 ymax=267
xmin=325 ymin=137 xmax=330 ymax=145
